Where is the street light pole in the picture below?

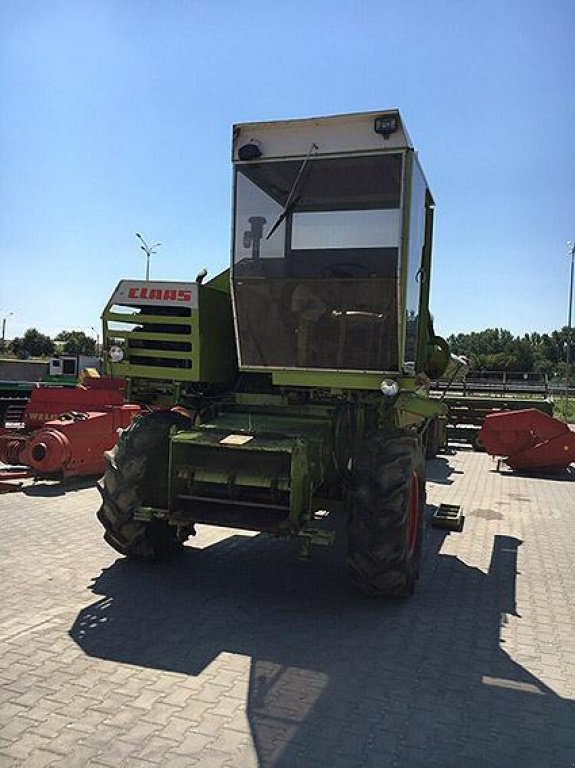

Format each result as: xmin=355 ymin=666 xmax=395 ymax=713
xmin=1 ymin=312 xmax=13 ymax=352
xmin=135 ymin=233 xmax=161 ymax=281
xmin=91 ymin=327 xmax=100 ymax=356
xmin=565 ymin=241 xmax=575 ymax=419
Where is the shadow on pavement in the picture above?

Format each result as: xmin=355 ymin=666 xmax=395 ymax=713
xmin=23 ymin=476 xmax=98 ymax=497
xmin=425 ymin=455 xmax=463 ymax=485
xmin=70 ymin=512 xmax=574 ymax=767
xmin=493 ymin=466 xmax=575 ymax=482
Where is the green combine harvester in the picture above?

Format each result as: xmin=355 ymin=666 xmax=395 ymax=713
xmin=97 ymin=110 xmax=451 ymax=597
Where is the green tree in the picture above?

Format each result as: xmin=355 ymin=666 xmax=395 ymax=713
xmin=55 ymin=330 xmax=96 ymax=356
xmin=447 ymin=326 xmax=574 ymax=378
xmin=10 ymin=328 xmax=54 ymax=358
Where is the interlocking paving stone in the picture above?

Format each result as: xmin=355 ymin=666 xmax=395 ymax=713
xmin=0 ymin=452 xmax=574 ymax=766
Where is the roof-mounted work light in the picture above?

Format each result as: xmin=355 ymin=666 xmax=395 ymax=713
xmin=374 ymin=115 xmax=399 ymax=139
xmin=238 ymin=141 xmax=262 ymax=161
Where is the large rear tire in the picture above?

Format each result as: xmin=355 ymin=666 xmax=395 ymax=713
xmin=425 ymin=418 xmax=439 ymax=459
xmin=347 ymin=431 xmax=425 ymax=597
xmin=96 ymin=410 xmax=193 ymax=559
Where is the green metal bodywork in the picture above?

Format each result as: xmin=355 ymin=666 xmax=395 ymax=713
xmin=271 ymin=370 xmax=401 ymax=391
xmin=102 ymin=271 xmax=236 ymax=385
xmin=393 ymin=390 xmax=447 ymax=429
xmin=130 ymin=384 xmax=447 ymax=537
xmin=168 ymin=407 xmax=333 ymax=532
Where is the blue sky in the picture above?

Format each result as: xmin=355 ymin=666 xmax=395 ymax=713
xmin=1 ymin=0 xmax=574 ymax=342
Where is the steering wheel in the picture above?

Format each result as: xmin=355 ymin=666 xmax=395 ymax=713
xmin=320 ymin=262 xmax=371 ymax=279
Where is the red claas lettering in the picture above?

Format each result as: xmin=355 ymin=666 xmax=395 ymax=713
xmin=125 ymin=286 xmax=192 ymax=302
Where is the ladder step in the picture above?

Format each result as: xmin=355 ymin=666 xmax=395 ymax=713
xmin=431 ymin=503 xmax=464 ymax=532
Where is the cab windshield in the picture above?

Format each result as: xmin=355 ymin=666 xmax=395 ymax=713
xmin=232 ymin=153 xmax=403 ymax=371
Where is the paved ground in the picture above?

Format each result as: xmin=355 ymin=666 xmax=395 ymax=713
xmin=0 ymin=449 xmax=574 ymax=767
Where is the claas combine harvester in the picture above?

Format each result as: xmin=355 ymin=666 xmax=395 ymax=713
xmin=96 ymin=110 xmax=452 ymax=597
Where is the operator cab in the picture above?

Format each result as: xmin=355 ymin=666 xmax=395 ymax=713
xmin=231 ymin=110 xmax=433 ymax=375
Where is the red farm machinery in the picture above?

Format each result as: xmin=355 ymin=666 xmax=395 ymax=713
xmin=477 ymin=408 xmax=575 ymax=472
xmin=0 ymin=377 xmax=143 ymax=490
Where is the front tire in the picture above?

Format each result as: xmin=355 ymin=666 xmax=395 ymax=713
xmin=347 ymin=431 xmax=425 ymax=597
xmin=96 ymin=410 xmax=193 ymax=559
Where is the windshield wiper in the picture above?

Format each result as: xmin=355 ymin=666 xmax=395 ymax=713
xmin=264 ymin=194 xmax=301 ymax=241
xmin=266 ymin=142 xmax=318 ymax=240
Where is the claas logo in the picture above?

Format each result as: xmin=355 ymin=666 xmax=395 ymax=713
xmin=127 ymin=287 xmax=192 ymax=302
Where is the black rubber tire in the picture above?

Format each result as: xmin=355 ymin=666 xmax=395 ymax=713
xmin=425 ymin=418 xmax=439 ymax=459
xmin=347 ymin=431 xmax=425 ymax=597
xmin=96 ymin=410 xmax=193 ymax=559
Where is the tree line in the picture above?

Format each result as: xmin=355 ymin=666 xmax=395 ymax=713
xmin=3 ymin=328 xmax=97 ymax=358
xmin=447 ymin=327 xmax=574 ymax=378
xmin=3 ymin=324 xmax=574 ymax=377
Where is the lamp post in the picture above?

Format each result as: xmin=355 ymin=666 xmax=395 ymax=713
xmin=1 ymin=312 xmax=13 ymax=352
xmin=135 ymin=233 xmax=161 ymax=281
xmin=565 ymin=241 xmax=575 ymax=419
xmin=90 ymin=326 xmax=100 ymax=356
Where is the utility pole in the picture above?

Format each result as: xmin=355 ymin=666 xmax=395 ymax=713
xmin=1 ymin=312 xmax=13 ymax=352
xmin=135 ymin=233 xmax=161 ymax=281
xmin=565 ymin=241 xmax=575 ymax=420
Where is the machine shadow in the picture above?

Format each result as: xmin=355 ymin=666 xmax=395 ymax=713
xmin=494 ymin=466 xmax=575 ymax=483
xmin=23 ymin=476 xmax=98 ymax=497
xmin=70 ymin=514 xmax=573 ymax=767
xmin=424 ymin=455 xmax=463 ymax=485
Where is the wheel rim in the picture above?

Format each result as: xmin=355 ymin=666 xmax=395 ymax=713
xmin=406 ymin=471 xmax=419 ymax=557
